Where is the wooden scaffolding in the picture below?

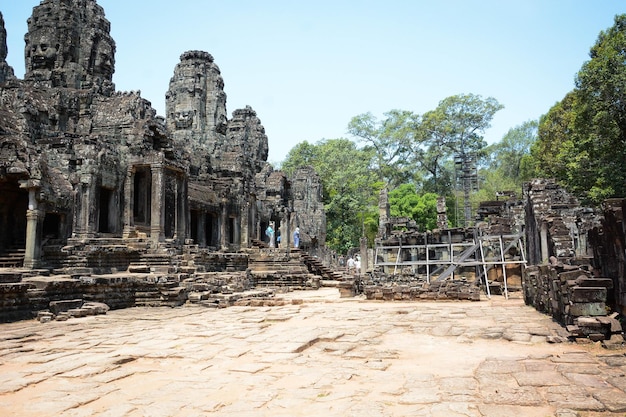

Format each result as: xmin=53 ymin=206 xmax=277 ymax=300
xmin=374 ymin=231 xmax=527 ymax=299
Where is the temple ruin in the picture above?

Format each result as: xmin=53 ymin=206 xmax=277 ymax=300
xmin=2 ymin=1 xmax=626 ymax=353
xmin=370 ymin=179 xmax=626 ymax=345
xmin=0 ymin=0 xmax=328 ymax=321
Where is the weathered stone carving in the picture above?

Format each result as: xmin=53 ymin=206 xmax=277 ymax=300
xmin=165 ymin=50 xmax=227 ymax=177
xmin=0 ymin=0 xmax=327 ymax=322
xmin=23 ymin=0 xmax=115 ymax=94
xmin=0 ymin=12 xmax=15 ymax=83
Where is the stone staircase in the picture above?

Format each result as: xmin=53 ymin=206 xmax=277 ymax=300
xmin=300 ymin=251 xmax=343 ymax=281
xmin=250 ymin=238 xmax=269 ymax=249
xmin=51 ymin=237 xmax=148 ymax=275
xmin=247 ymin=247 xmax=319 ymax=289
xmin=0 ymin=247 xmax=25 ymax=268
xmin=0 ymin=270 xmax=32 ymax=322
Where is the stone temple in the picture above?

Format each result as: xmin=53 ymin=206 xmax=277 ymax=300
xmin=0 ymin=0 xmax=329 ymax=320
xmin=3 ymin=0 xmax=626 ymax=353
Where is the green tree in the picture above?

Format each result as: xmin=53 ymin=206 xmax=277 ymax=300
xmin=493 ymin=120 xmax=537 ymax=181
xmin=280 ymin=141 xmax=319 ymax=177
xmin=531 ymin=91 xmax=579 ymax=182
xmin=484 ymin=120 xmax=538 ymax=191
xmin=281 ymin=138 xmax=379 ymax=252
xmin=411 ymin=94 xmax=503 ymax=196
xmin=347 ymin=110 xmax=419 ymax=187
xmin=530 ymin=14 xmax=626 ymax=204
xmin=388 ymin=184 xmax=439 ymax=231
xmin=573 ymin=13 xmax=626 ymax=202
xmin=419 ymin=93 xmax=503 ymax=224
xmin=421 ymin=94 xmax=504 ymax=157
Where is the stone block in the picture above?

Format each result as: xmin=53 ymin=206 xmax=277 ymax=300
xmin=569 ymin=302 xmax=606 ymax=317
xmin=82 ymin=302 xmax=110 ymax=314
xmin=575 ymin=277 xmax=613 ymax=289
xmin=575 ymin=317 xmax=601 ymax=328
xmin=0 ymin=272 xmax=22 ymax=284
xmin=570 ymin=287 xmax=606 ymax=303
xmin=596 ymin=316 xmax=623 ymax=333
xmin=49 ymin=299 xmax=83 ymax=315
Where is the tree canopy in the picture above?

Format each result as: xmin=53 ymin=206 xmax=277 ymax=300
xmin=282 ymin=94 xmax=504 ymax=252
xmin=282 ymin=139 xmax=380 ymax=253
xmin=530 ymin=14 xmax=626 ymax=204
xmin=279 ymin=15 xmax=626 ymax=251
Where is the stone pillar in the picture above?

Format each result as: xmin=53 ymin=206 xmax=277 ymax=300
xmin=150 ymin=163 xmax=165 ymax=243
xmin=220 ymin=199 xmax=228 ymax=250
xmin=249 ymin=202 xmax=257 ymax=242
xmin=360 ymin=237 xmax=368 ymax=273
xmin=23 ymin=189 xmax=42 ymax=269
xmin=74 ymin=176 xmax=96 ymax=238
xmin=279 ymin=209 xmax=289 ymax=249
xmin=378 ymin=186 xmax=390 ymax=239
xmin=197 ymin=212 xmax=207 ymax=247
xmin=540 ymin=221 xmax=549 ymax=263
xmin=175 ymin=173 xmax=186 ymax=242
xmin=122 ymin=167 xmax=135 ymax=238
xmin=233 ymin=215 xmax=241 ymax=246
xmin=240 ymin=201 xmax=249 ymax=248
xmin=437 ymin=196 xmax=448 ymax=229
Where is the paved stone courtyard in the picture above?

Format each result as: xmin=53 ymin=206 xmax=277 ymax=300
xmin=1 ymin=289 xmax=626 ymax=417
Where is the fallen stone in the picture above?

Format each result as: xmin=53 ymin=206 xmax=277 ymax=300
xmin=82 ymin=302 xmax=110 ymax=315
xmin=602 ymin=334 xmax=625 ymax=350
xmin=49 ymin=299 xmax=83 ymax=315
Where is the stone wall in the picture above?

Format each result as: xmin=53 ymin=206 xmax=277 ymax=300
xmin=520 ymin=179 xmax=624 ymax=342
xmin=589 ymin=198 xmax=626 ymax=314
xmin=363 ymin=273 xmax=481 ymax=301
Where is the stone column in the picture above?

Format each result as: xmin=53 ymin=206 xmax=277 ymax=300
xmin=150 ymin=163 xmax=165 ymax=243
xmin=74 ymin=176 xmax=96 ymax=238
xmin=279 ymin=209 xmax=289 ymax=249
xmin=175 ymin=173 xmax=186 ymax=242
xmin=233 ymin=215 xmax=241 ymax=246
xmin=220 ymin=199 xmax=228 ymax=250
xmin=540 ymin=221 xmax=549 ymax=263
xmin=378 ymin=186 xmax=390 ymax=239
xmin=23 ymin=189 xmax=42 ymax=269
xmin=240 ymin=201 xmax=249 ymax=248
xmin=122 ymin=167 xmax=135 ymax=238
xmin=197 ymin=212 xmax=207 ymax=247
xmin=360 ymin=237 xmax=368 ymax=273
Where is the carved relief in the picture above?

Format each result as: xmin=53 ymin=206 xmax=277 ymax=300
xmin=174 ymin=110 xmax=195 ymax=129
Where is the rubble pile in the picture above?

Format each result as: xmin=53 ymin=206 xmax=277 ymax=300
xmin=247 ymin=248 xmax=320 ymax=290
xmin=363 ymin=273 xmax=481 ymax=301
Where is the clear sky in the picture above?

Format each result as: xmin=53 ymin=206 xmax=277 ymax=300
xmin=2 ymin=1 xmax=624 ymax=165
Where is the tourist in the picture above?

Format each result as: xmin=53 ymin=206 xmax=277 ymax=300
xmin=293 ymin=227 xmax=300 ymax=248
xmin=347 ymin=256 xmax=355 ymax=273
xmin=265 ymin=224 xmax=274 ymax=248
xmin=355 ymin=257 xmax=361 ymax=275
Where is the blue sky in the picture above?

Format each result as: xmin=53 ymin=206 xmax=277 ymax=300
xmin=2 ymin=1 xmax=624 ymax=164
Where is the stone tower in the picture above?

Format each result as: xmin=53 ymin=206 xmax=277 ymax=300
xmin=23 ymin=0 xmax=115 ymax=94
xmin=0 ymin=12 xmax=15 ymax=83
xmin=165 ymin=50 xmax=227 ymax=177
xmin=221 ymin=106 xmax=269 ymax=177
xmin=290 ymin=166 xmax=326 ymax=250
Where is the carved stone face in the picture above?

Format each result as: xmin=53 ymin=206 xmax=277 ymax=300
xmin=30 ymin=41 xmax=57 ymax=70
xmin=93 ymin=41 xmax=113 ymax=77
xmin=174 ymin=110 xmax=194 ymax=129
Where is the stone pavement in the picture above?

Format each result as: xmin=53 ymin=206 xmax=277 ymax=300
xmin=1 ymin=288 xmax=626 ymax=417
